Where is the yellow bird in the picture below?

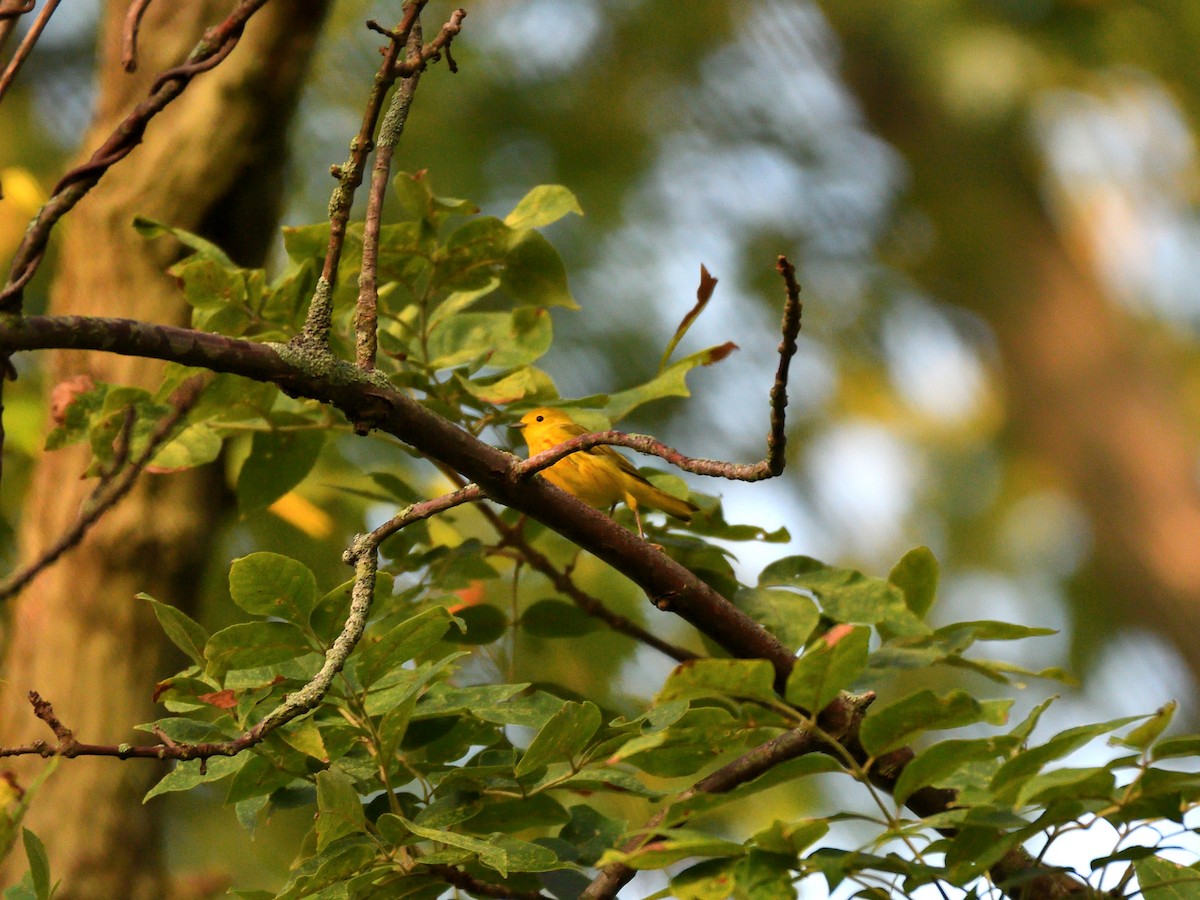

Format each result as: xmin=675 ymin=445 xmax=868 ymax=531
xmin=515 ymin=407 xmax=697 ymax=538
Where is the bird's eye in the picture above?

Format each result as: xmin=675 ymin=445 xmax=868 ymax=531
xmin=536 ymin=415 xmax=544 ymax=422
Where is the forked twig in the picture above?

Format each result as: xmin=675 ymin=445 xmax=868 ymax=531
xmin=0 ymin=374 xmax=210 ymax=603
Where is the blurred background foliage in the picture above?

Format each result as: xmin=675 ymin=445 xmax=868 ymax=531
xmin=5 ymin=0 xmax=1200 ymax=891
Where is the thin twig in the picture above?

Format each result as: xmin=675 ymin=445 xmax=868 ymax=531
xmin=487 ymin=507 xmax=700 ymax=663
xmin=768 ymin=254 xmax=803 ymax=476
xmin=0 ymin=374 xmax=210 ymax=603
xmin=298 ymin=2 xmax=438 ymax=347
xmin=424 ymin=864 xmax=551 ymax=900
xmin=431 ymin=461 xmax=699 ymax=662
xmin=355 ymin=21 xmax=424 ymax=372
xmin=120 ymin=0 xmax=155 ymax=71
xmin=516 ymin=256 xmax=802 ymax=484
xmin=0 ymin=0 xmax=273 ymax=311
xmin=0 ymin=0 xmax=63 ymax=105
xmin=0 ymin=0 xmax=34 ymax=59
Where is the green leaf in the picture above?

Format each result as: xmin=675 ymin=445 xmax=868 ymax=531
xmin=228 ymin=552 xmax=318 ymax=623
xmin=751 ymin=819 xmax=828 ymax=856
xmin=759 ymin=556 xmax=926 ymax=635
xmin=393 ymin=817 xmax=512 ymax=876
xmin=1113 ymin=701 xmax=1177 ymax=751
xmin=143 ymin=755 xmax=244 ymax=801
xmin=605 ymin=344 xmax=739 ymax=420
xmin=671 ymin=860 xmax=737 ymax=900
xmin=598 ymin=828 xmax=745 ymax=870
xmin=520 ymin=599 xmax=601 ymax=637
xmin=204 ymin=621 xmax=315 ymax=679
xmin=734 ymin=849 xmax=799 ymax=900
xmin=1134 ymin=856 xmax=1200 ymax=900
xmin=20 ymin=830 xmax=50 ymax=900
xmin=934 ymin=621 xmax=1057 ymax=642
xmin=149 ymin=422 xmax=223 ymax=470
xmin=141 ymin=593 xmax=209 ymax=666
xmin=658 ymin=659 xmax=779 ymax=706
xmin=893 ymin=737 xmax=1014 ymax=806
xmin=455 ymin=366 xmax=558 ymax=406
xmin=316 ymin=770 xmax=366 ymax=853
xmin=1016 ymin=766 xmax=1115 ymax=808
xmin=515 ymin=701 xmax=602 ymax=776
xmin=355 ymin=606 xmax=458 ymax=688
xmin=990 ymin=715 xmax=1145 ymax=802
xmin=1152 ymin=735 xmax=1200 ymax=761
xmin=502 ymin=229 xmax=580 ymax=309
xmin=860 ymin=690 xmax=1012 ymax=757
xmin=236 ymin=428 xmax=325 ymax=513
xmin=133 ymin=216 xmax=234 ymax=265
xmin=888 ymin=546 xmax=939 ymax=619
xmin=444 ymin=604 xmax=508 ymax=645
xmin=503 ymin=184 xmax=583 ymax=231
xmin=734 ymin=588 xmax=819 ymax=654
xmin=426 ymin=308 xmax=552 ymax=370
xmin=785 ymin=626 xmax=870 ymax=714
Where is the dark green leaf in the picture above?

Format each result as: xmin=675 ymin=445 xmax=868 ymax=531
xmin=444 ymin=604 xmax=508 ymax=645
xmin=236 ymin=428 xmax=325 ymax=513
xmin=502 ymin=229 xmax=579 ymax=309
xmin=1134 ymin=856 xmax=1200 ymax=900
xmin=893 ymin=737 xmax=1014 ymax=806
xmin=20 ymin=830 xmax=50 ymax=900
xmin=426 ymin=308 xmax=552 ymax=371
xmin=759 ymin=556 xmax=926 ymax=636
xmin=521 ymin=599 xmax=602 ymax=637
xmin=143 ymin=755 xmax=245 ymax=801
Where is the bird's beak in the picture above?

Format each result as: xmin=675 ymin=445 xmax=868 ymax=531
xmin=511 ymin=421 xmax=527 ymax=430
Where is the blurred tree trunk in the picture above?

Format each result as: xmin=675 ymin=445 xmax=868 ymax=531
xmin=823 ymin=5 xmax=1200 ymax=680
xmin=0 ymin=2 xmax=328 ymax=896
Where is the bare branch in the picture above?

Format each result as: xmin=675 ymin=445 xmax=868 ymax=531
xmin=120 ymin=0 xmax=155 ymax=72
xmin=297 ymin=2 xmax=432 ymax=347
xmin=0 ymin=0 xmax=274 ymax=311
xmin=0 ymin=0 xmax=63 ymax=105
xmin=356 ymin=21 xmax=424 ymax=373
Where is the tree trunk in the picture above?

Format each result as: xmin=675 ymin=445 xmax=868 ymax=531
xmin=0 ymin=2 xmax=328 ymax=896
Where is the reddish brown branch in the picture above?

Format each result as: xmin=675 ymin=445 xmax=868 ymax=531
xmin=517 ymin=256 xmax=801 ymax=484
xmin=0 ymin=0 xmax=62 ymax=105
xmin=0 ymin=374 xmax=210 ymax=603
xmin=0 ymin=0 xmax=273 ymax=311
xmin=583 ymin=725 xmax=830 ymax=900
xmin=484 ymin=506 xmax=700 ymax=663
xmin=120 ymin=0 xmax=155 ymax=71
xmin=424 ymin=864 xmax=551 ymax=900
